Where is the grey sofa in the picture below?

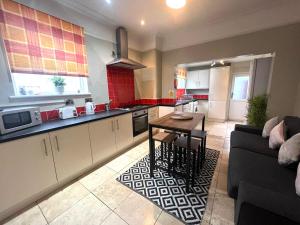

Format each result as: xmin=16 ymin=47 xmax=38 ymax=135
xmin=228 ymin=116 xmax=300 ymax=225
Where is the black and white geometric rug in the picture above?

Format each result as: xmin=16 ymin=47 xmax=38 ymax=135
xmin=117 ymin=148 xmax=219 ymax=225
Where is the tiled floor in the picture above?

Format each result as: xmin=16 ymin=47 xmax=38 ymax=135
xmin=3 ymin=121 xmax=238 ymax=225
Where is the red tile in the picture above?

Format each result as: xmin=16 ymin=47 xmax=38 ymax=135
xmin=40 ymin=111 xmax=48 ymax=122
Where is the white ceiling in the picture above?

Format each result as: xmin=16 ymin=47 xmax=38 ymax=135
xmin=55 ymin=0 xmax=300 ymax=51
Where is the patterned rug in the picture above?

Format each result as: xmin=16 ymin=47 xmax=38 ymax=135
xmin=117 ymin=147 xmax=220 ymax=225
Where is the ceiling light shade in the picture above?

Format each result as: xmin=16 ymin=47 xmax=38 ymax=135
xmin=166 ymin=0 xmax=186 ymax=9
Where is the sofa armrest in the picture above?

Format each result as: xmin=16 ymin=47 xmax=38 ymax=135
xmin=236 ymin=181 xmax=300 ymax=224
xmin=234 ymin=124 xmax=263 ymax=135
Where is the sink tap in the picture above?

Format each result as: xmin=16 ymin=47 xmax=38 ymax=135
xmin=105 ymin=99 xmax=112 ymax=111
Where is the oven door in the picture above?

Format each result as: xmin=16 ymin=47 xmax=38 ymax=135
xmin=133 ymin=114 xmax=148 ymax=137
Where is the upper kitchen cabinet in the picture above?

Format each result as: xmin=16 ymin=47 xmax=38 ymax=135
xmin=49 ymin=125 xmax=93 ymax=182
xmin=186 ymin=69 xmax=210 ymax=89
xmin=0 ymin=134 xmax=57 ymax=214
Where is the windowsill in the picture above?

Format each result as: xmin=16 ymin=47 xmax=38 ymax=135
xmin=9 ymin=93 xmax=92 ymax=102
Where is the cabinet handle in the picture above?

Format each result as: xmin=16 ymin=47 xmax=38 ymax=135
xmin=116 ymin=119 xmax=119 ymax=130
xmin=55 ymin=136 xmax=60 ymax=152
xmin=43 ymin=139 xmax=48 ymax=156
xmin=111 ymin=120 xmax=114 ymax=132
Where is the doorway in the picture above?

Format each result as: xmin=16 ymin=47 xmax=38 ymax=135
xmin=228 ymin=74 xmax=250 ymax=121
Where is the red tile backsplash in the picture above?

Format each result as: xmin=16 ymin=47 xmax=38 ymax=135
xmin=107 ymin=66 xmax=135 ymax=108
xmin=193 ymin=95 xmax=209 ymax=100
xmin=176 ymin=89 xmax=185 ymax=99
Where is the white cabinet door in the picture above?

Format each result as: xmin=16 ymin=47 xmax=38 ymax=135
xmin=198 ymin=69 xmax=210 ymax=89
xmin=197 ymin=100 xmax=209 ymax=115
xmin=186 ymin=71 xmax=198 ymax=89
xmin=115 ymin=114 xmax=133 ymax=152
xmin=89 ymin=118 xmax=117 ymax=165
xmin=159 ymin=106 xmax=174 ymax=117
xmin=0 ymin=134 xmax=57 ymax=213
xmin=175 ymin=105 xmax=183 ymax=112
xmin=50 ymin=125 xmax=92 ymax=181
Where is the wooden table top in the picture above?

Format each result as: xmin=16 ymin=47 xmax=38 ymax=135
xmin=149 ymin=112 xmax=205 ymax=132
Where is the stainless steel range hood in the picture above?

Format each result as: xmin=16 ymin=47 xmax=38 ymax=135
xmin=107 ymin=27 xmax=146 ymax=70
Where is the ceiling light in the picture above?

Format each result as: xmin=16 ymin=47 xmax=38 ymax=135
xmin=166 ymin=0 xmax=186 ymax=9
xmin=140 ymin=20 xmax=145 ymax=26
xmin=105 ymin=0 xmax=111 ymax=4
xmin=220 ymin=60 xmax=225 ymax=65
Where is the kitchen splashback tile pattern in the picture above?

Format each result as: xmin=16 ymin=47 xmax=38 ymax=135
xmin=107 ymin=66 xmax=135 ymax=108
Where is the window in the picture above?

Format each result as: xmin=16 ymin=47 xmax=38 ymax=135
xmin=232 ymin=75 xmax=249 ymax=100
xmin=12 ymin=73 xmax=89 ymax=96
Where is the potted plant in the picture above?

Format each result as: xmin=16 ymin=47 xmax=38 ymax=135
xmin=246 ymin=94 xmax=268 ymax=128
xmin=51 ymin=76 xmax=66 ymax=94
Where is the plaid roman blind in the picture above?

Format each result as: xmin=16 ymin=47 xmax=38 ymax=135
xmin=0 ymin=0 xmax=88 ymax=77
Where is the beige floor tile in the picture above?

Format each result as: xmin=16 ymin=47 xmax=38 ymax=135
xmin=211 ymin=194 xmax=234 ymax=225
xmin=115 ymin=192 xmax=161 ymax=225
xmin=79 ymin=166 xmax=117 ymax=191
xmin=124 ymin=146 xmax=148 ymax=160
xmin=101 ymin=212 xmax=128 ymax=225
xmin=200 ymin=220 xmax=210 ymax=225
xmin=105 ymin=155 xmax=135 ymax=172
xmin=3 ymin=206 xmax=47 ymax=225
xmin=39 ymin=182 xmax=89 ymax=223
xmin=93 ymin=178 xmax=132 ymax=210
xmin=155 ymin=211 xmax=184 ymax=225
xmin=215 ymin=172 xmax=228 ymax=195
xmin=50 ymin=194 xmax=112 ymax=225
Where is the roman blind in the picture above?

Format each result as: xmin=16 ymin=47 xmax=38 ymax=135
xmin=0 ymin=0 xmax=88 ymax=77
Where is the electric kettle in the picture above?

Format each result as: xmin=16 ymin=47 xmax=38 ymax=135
xmin=85 ymin=98 xmax=96 ymax=115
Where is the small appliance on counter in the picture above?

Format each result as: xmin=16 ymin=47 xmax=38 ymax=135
xmin=0 ymin=107 xmax=42 ymax=135
xmin=59 ymin=99 xmax=78 ymax=120
xmin=85 ymin=98 xmax=96 ymax=115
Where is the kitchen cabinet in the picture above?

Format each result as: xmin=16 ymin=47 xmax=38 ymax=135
xmin=183 ymin=102 xmax=194 ymax=112
xmin=0 ymin=134 xmax=57 ymax=213
xmin=175 ymin=105 xmax=183 ymax=112
xmin=89 ymin=118 xmax=117 ymax=165
xmin=197 ymin=100 xmax=209 ymax=115
xmin=115 ymin=113 xmax=133 ymax=153
xmin=186 ymin=69 xmax=210 ymax=89
xmin=49 ymin=124 xmax=92 ymax=182
xmin=149 ymin=107 xmax=159 ymax=122
xmin=159 ymin=106 xmax=174 ymax=117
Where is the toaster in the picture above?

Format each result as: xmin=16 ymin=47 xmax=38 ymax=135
xmin=59 ymin=106 xmax=78 ymax=120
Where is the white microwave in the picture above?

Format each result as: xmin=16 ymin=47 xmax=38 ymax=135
xmin=0 ymin=107 xmax=42 ymax=135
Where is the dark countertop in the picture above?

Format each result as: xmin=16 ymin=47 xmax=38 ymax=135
xmin=0 ymin=101 xmax=197 ymax=144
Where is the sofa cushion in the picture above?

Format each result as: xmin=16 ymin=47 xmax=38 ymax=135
xmin=269 ymin=121 xmax=286 ymax=149
xmin=237 ymin=203 xmax=300 ymax=225
xmin=279 ymin=133 xmax=300 ymax=166
xmin=284 ymin=116 xmax=300 ymax=139
xmin=228 ymin=147 xmax=296 ymax=199
xmin=231 ymin=131 xmax=278 ymax=158
xmin=262 ymin=116 xmax=279 ymax=138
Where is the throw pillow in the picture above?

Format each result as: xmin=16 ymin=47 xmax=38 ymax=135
xmin=278 ymin=133 xmax=300 ymax=165
xmin=269 ymin=121 xmax=285 ymax=149
xmin=262 ymin=116 xmax=279 ymax=138
xmin=296 ymin=163 xmax=300 ymax=196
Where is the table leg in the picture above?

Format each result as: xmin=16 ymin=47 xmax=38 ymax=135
xmin=202 ymin=115 xmax=206 ymax=131
xmin=149 ymin=125 xmax=154 ymax=177
xmin=186 ymin=132 xmax=191 ymax=193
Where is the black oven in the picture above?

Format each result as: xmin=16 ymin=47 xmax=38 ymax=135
xmin=132 ymin=109 xmax=148 ymax=137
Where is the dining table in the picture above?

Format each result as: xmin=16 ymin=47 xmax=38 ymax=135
xmin=148 ymin=112 xmax=206 ymax=193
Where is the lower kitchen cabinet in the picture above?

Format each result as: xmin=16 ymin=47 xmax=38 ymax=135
xmin=115 ymin=114 xmax=133 ymax=152
xmin=0 ymin=134 xmax=57 ymax=214
xmin=49 ymin=124 xmax=93 ymax=182
xmin=159 ymin=106 xmax=174 ymax=117
xmin=89 ymin=118 xmax=117 ymax=165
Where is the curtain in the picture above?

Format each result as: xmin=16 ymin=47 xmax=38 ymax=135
xmin=0 ymin=0 xmax=88 ymax=77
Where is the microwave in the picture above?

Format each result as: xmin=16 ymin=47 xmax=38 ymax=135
xmin=0 ymin=107 xmax=42 ymax=135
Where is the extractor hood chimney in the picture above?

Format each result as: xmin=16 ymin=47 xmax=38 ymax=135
xmin=107 ymin=27 xmax=146 ymax=70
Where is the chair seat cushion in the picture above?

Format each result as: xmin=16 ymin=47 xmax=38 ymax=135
xmin=231 ymin=131 xmax=278 ymax=158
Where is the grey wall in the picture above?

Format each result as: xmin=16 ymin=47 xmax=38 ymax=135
xmin=252 ymin=57 xmax=273 ymax=97
xmin=294 ymin=82 xmax=300 ymax=116
xmin=162 ymin=23 xmax=300 ymax=117
xmin=85 ymin=35 xmax=114 ymax=105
